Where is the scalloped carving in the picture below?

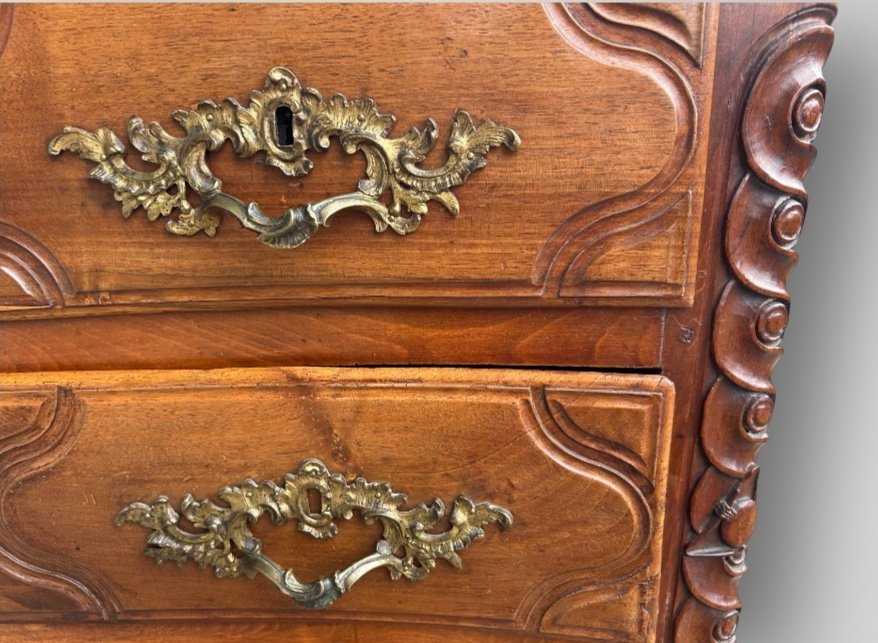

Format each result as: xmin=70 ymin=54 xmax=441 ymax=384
xmin=742 ymin=25 xmax=833 ymax=199
xmin=701 ymin=380 xmax=769 ymax=478
xmin=677 ymin=6 xmax=835 ymax=640
xmin=726 ymin=175 xmax=801 ymax=299
xmin=589 ymin=3 xmax=706 ymax=66
xmin=0 ymin=388 xmax=120 ymax=619
xmin=712 ymin=282 xmax=784 ymax=394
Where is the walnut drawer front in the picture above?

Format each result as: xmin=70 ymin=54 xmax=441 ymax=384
xmin=0 ymin=3 xmax=716 ymax=317
xmin=0 ymin=367 xmax=673 ymax=641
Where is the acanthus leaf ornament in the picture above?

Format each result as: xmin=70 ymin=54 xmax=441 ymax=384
xmin=115 ymin=459 xmax=512 ymax=609
xmin=49 ymin=67 xmax=520 ymax=249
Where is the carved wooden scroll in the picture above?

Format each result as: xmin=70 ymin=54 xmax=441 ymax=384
xmin=676 ymin=6 xmax=835 ymax=641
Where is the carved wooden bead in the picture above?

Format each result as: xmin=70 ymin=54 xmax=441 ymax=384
xmin=771 ymin=199 xmax=806 ymax=247
xmin=744 ymin=395 xmax=774 ymax=435
xmin=755 ymin=300 xmax=788 ymax=345
xmin=722 ymin=548 xmax=747 ymax=577
xmin=793 ymin=87 xmax=825 ymax=140
xmin=712 ymin=612 xmax=739 ymax=642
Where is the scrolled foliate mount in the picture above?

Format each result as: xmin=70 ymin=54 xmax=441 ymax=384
xmin=115 ymin=458 xmax=512 ymax=609
xmin=49 ymin=67 xmax=521 ymax=249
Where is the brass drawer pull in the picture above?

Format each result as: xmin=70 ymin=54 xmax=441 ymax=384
xmin=116 ymin=459 xmax=512 ymax=609
xmin=49 ymin=67 xmax=520 ymax=249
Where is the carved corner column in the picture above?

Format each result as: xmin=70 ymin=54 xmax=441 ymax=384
xmin=675 ymin=6 xmax=835 ymax=641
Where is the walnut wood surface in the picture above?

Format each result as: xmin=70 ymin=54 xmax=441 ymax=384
xmin=0 ymin=3 xmax=838 ymax=642
xmin=0 ymin=3 xmax=717 ymax=317
xmin=0 ymin=622 xmax=567 ymax=642
xmin=0 ymin=306 xmax=665 ymax=372
xmin=0 ymin=368 xmax=673 ymax=641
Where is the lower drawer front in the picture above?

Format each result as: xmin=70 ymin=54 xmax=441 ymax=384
xmin=0 ymin=368 xmax=673 ymax=641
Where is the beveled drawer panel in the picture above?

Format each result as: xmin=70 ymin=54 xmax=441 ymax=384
xmin=0 ymin=367 xmax=673 ymax=641
xmin=0 ymin=3 xmax=716 ymax=318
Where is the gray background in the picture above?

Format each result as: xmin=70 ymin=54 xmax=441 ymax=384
xmin=735 ymin=2 xmax=877 ymax=641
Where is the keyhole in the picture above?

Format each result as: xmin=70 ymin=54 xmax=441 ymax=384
xmin=275 ymin=105 xmax=294 ymax=146
xmin=306 ymin=488 xmax=322 ymax=515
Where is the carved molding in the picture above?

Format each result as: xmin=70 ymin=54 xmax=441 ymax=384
xmin=517 ymin=565 xmax=654 ymax=640
xmin=0 ymin=372 xmax=674 ymax=633
xmin=0 ymin=222 xmax=74 ymax=310
xmin=519 ymin=386 xmax=670 ymax=639
xmin=589 ymin=3 xmax=706 ymax=67
xmin=676 ymin=7 xmax=835 ymax=641
xmin=559 ymin=190 xmax=693 ymax=299
xmin=541 ymin=579 xmax=650 ymax=640
xmin=538 ymin=3 xmax=702 ymax=299
xmin=525 ymin=572 xmax=652 ymax=640
xmin=526 ymin=386 xmax=652 ymax=559
xmin=0 ymin=388 xmax=121 ymax=619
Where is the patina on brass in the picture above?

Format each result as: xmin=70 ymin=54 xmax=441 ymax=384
xmin=49 ymin=67 xmax=520 ymax=248
xmin=115 ymin=458 xmax=512 ymax=609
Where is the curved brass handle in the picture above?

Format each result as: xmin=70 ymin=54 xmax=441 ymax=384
xmin=115 ymin=459 xmax=512 ymax=609
xmin=49 ymin=67 xmax=520 ymax=249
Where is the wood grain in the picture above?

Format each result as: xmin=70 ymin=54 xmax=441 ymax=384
xmin=0 ymin=367 xmax=674 ymax=641
xmin=0 ymin=306 xmax=665 ymax=372
xmin=0 ymin=621 xmax=559 ymax=643
xmin=0 ymin=3 xmax=716 ymax=317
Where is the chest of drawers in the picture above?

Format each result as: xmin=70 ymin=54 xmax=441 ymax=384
xmin=0 ymin=4 xmax=835 ymax=641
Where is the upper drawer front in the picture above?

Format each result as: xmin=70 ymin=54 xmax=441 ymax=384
xmin=0 ymin=367 xmax=673 ymax=641
xmin=0 ymin=4 xmax=716 ymax=317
